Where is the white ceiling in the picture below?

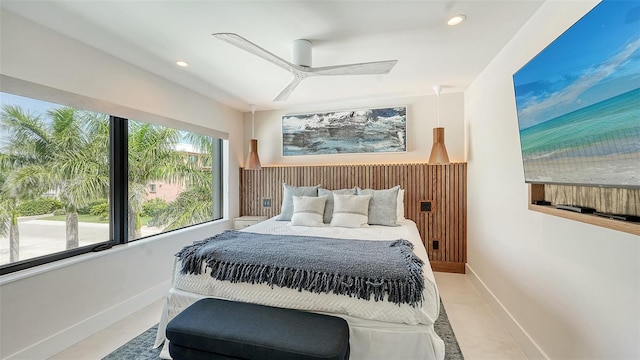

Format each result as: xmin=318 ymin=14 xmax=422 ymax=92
xmin=1 ymin=1 xmax=544 ymax=112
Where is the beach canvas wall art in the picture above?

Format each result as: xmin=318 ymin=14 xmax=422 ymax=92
xmin=282 ymin=106 xmax=406 ymax=156
xmin=512 ymin=0 xmax=640 ymax=189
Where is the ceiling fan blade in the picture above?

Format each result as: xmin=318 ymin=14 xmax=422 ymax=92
xmin=274 ymin=77 xmax=303 ymax=101
xmin=311 ymin=60 xmax=398 ymax=76
xmin=212 ymin=33 xmax=297 ymax=72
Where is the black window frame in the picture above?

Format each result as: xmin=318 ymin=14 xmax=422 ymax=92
xmin=0 ymin=104 xmax=225 ymax=275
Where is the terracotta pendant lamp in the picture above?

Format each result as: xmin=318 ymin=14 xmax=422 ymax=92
xmin=245 ymin=104 xmax=262 ymax=170
xmin=428 ymin=85 xmax=450 ymax=165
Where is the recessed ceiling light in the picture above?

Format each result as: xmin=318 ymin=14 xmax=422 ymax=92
xmin=176 ymin=60 xmax=189 ymax=67
xmin=447 ymin=14 xmax=467 ymax=26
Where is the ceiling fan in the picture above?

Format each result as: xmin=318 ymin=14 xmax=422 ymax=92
xmin=212 ymin=33 xmax=398 ymax=101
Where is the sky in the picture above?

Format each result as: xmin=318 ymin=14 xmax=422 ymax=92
xmin=0 ymin=92 xmax=62 ymax=117
xmin=513 ymin=0 xmax=640 ymax=129
xmin=0 ymin=92 xmax=63 ymax=146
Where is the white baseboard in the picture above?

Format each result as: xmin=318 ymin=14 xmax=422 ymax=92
xmin=465 ymin=264 xmax=549 ymax=360
xmin=5 ymin=280 xmax=171 ymax=360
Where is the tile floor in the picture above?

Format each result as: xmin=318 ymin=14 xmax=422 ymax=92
xmin=49 ymin=299 xmax=165 ymax=360
xmin=434 ymin=272 xmax=528 ymax=360
xmin=49 ymin=272 xmax=527 ymax=359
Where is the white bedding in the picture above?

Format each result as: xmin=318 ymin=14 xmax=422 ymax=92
xmin=155 ymin=218 xmax=444 ymax=360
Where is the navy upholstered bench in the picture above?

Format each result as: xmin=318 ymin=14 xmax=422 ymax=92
xmin=166 ymin=298 xmax=350 ymax=360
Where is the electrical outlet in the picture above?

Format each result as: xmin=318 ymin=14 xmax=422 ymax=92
xmin=420 ymin=201 xmax=432 ymax=212
xmin=432 ymin=240 xmax=439 ymax=250
xmin=262 ymin=198 xmax=272 ymax=208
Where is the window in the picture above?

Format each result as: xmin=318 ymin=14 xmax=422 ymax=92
xmin=0 ymin=93 xmax=110 ymax=268
xmin=127 ymin=120 xmax=223 ymax=241
xmin=0 ymin=92 xmax=224 ymax=274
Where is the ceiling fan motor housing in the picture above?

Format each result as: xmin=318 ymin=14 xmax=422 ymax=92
xmin=292 ymin=39 xmax=312 ymax=67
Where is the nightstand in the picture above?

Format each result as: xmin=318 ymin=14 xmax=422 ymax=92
xmin=233 ymin=216 xmax=268 ymax=230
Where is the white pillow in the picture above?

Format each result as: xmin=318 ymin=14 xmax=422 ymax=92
xmin=397 ymin=188 xmax=405 ymax=221
xmin=318 ymin=187 xmax=357 ymax=224
xmin=291 ymin=195 xmax=328 ymax=227
xmin=278 ymin=183 xmax=320 ymax=221
xmin=330 ymin=194 xmax=371 ymax=228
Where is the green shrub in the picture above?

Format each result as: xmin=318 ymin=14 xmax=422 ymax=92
xmin=142 ymin=198 xmax=168 ymax=226
xmin=17 ymin=198 xmax=63 ymax=216
xmin=79 ymin=199 xmax=107 ymax=215
xmin=90 ymin=202 xmax=109 ymax=220
xmin=142 ymin=198 xmax=168 ymax=218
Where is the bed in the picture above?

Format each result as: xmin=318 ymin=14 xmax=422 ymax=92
xmin=154 ymin=217 xmax=444 ymax=359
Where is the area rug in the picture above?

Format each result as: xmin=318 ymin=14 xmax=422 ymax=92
xmin=103 ymin=301 xmax=464 ymax=359
xmin=435 ymin=301 xmax=465 ymax=360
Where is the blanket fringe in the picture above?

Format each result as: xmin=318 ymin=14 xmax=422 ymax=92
xmin=177 ymin=235 xmax=425 ymax=307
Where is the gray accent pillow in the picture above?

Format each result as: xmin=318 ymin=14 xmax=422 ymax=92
xmin=356 ymin=185 xmax=400 ymax=226
xmin=318 ymin=188 xmax=357 ymax=224
xmin=278 ymin=184 xmax=320 ymax=221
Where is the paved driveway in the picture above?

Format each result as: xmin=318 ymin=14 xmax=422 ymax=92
xmin=0 ymin=217 xmax=161 ymax=266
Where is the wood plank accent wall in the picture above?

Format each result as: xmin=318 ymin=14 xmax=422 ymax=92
xmin=240 ymin=163 xmax=467 ymax=273
xmin=544 ymin=185 xmax=640 ymax=216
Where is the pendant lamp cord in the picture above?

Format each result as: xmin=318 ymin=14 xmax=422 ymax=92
xmin=433 ymin=85 xmax=442 ymax=127
xmin=249 ymin=104 xmax=256 ymax=138
xmin=436 ymin=93 xmax=440 ymax=127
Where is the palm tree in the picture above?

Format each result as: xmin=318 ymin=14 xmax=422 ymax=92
xmin=127 ymin=121 xmax=189 ymax=239
xmin=0 ymin=196 xmax=20 ymax=263
xmin=0 ymin=155 xmax=21 ymax=262
xmin=157 ymin=185 xmax=212 ymax=230
xmin=156 ymin=133 xmax=215 ymax=230
xmin=0 ymin=107 xmax=51 ymax=261
xmin=49 ymin=108 xmax=109 ymax=248
xmin=0 ymin=105 xmax=109 ymax=250
xmin=0 ymin=159 xmax=50 ymax=261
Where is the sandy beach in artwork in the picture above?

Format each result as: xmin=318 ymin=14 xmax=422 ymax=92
xmin=523 ymin=152 xmax=640 ymax=187
xmin=518 ymin=87 xmax=640 ymax=189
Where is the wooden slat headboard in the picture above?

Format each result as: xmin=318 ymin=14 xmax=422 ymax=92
xmin=240 ymin=163 xmax=467 ymax=273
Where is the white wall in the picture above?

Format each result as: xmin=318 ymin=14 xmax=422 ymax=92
xmin=464 ymin=1 xmax=639 ymax=359
xmin=243 ymin=93 xmax=465 ymax=166
xmin=0 ymin=10 xmax=243 ymax=359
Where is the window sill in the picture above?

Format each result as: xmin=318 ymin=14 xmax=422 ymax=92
xmin=0 ymin=218 xmax=231 ymax=285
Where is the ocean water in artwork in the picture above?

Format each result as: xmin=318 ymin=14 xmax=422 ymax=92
xmin=520 ymin=87 xmax=640 ymax=187
xmin=282 ymin=107 xmax=406 ymax=155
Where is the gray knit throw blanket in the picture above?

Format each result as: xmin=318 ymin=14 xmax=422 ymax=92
xmin=176 ymin=230 xmax=425 ymax=307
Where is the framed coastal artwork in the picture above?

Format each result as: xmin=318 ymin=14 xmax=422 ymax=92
xmin=282 ymin=106 xmax=407 ymax=156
